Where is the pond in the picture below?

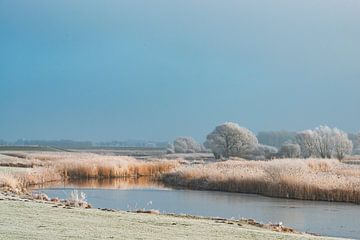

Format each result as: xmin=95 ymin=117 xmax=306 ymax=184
xmin=35 ymin=178 xmax=360 ymax=239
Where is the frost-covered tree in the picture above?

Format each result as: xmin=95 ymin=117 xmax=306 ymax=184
xmin=333 ymin=129 xmax=353 ymax=160
xmin=278 ymin=143 xmax=301 ymax=158
xmin=348 ymin=133 xmax=360 ymax=154
xmin=166 ymin=143 xmax=175 ymax=154
xmin=247 ymin=144 xmax=278 ymax=160
xmin=296 ymin=126 xmax=353 ymax=160
xmin=173 ymin=137 xmax=202 ymax=153
xmin=355 ymin=133 xmax=360 ymax=154
xmin=257 ymin=131 xmax=297 ymax=148
xmin=296 ymin=130 xmax=316 ymax=158
xmin=204 ymin=122 xmax=258 ymax=159
xmin=314 ymin=126 xmax=339 ymax=158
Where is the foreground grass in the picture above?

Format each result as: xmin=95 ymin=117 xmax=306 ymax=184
xmin=162 ymin=158 xmax=360 ymax=204
xmin=0 ymin=194 xmax=341 ymax=240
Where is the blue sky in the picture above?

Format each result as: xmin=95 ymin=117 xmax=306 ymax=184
xmin=0 ymin=0 xmax=359 ymax=141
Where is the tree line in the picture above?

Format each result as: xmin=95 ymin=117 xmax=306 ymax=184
xmin=168 ymin=122 xmax=359 ymax=160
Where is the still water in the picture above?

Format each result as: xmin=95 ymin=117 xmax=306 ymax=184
xmin=35 ymin=178 xmax=360 ymax=239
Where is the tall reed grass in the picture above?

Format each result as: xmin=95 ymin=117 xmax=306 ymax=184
xmin=1 ymin=152 xmax=179 ymax=192
xmin=0 ymin=167 xmax=61 ymax=193
xmin=46 ymin=153 xmax=180 ymax=179
xmin=162 ymin=158 xmax=360 ymax=204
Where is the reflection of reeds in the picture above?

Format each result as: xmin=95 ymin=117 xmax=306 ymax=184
xmin=37 ymin=177 xmax=168 ymax=190
xmin=162 ymin=158 xmax=360 ymax=204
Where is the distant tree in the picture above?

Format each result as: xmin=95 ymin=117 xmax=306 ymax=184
xmin=296 ymin=126 xmax=353 ymax=160
xmin=204 ymin=122 xmax=258 ymax=159
xmin=257 ymin=131 xmax=296 ymax=148
xmin=278 ymin=143 xmax=301 ymax=158
xmin=295 ymin=130 xmax=316 ymax=158
xmin=246 ymin=144 xmax=278 ymax=160
xmin=348 ymin=133 xmax=360 ymax=154
xmin=333 ymin=129 xmax=353 ymax=160
xmin=173 ymin=137 xmax=202 ymax=153
xmin=166 ymin=143 xmax=175 ymax=154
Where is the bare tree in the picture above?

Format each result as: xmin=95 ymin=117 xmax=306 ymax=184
xmin=349 ymin=133 xmax=360 ymax=154
xmin=296 ymin=130 xmax=316 ymax=158
xmin=314 ymin=126 xmax=337 ymax=158
xmin=296 ymin=126 xmax=353 ymax=160
xmin=204 ymin=122 xmax=258 ymax=159
xmin=333 ymin=129 xmax=353 ymax=160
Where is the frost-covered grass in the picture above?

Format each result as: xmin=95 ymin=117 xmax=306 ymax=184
xmin=0 ymin=153 xmax=42 ymax=168
xmin=162 ymin=158 xmax=360 ymax=204
xmin=2 ymin=151 xmax=360 ymax=204
xmin=0 ymin=194 xmax=338 ymax=240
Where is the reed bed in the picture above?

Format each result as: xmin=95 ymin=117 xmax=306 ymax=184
xmin=161 ymin=158 xmax=360 ymax=204
xmin=56 ymin=156 xmax=179 ymax=179
xmin=0 ymin=152 xmax=180 ymax=192
xmin=20 ymin=152 xmax=180 ymax=178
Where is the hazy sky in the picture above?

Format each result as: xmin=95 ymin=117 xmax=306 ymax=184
xmin=1 ymin=0 xmax=359 ymax=141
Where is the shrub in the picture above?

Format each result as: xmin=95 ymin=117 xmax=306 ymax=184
xmin=278 ymin=143 xmax=301 ymax=158
xmin=246 ymin=144 xmax=278 ymax=160
xmin=173 ymin=137 xmax=202 ymax=153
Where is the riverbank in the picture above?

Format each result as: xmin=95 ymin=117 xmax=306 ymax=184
xmin=0 ymin=192 xmax=342 ymax=240
xmin=2 ymin=151 xmax=360 ymax=205
xmin=1 ymin=152 xmax=360 ymax=204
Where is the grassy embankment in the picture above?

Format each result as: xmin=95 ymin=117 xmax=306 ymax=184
xmin=0 ymin=192 xmax=342 ymax=240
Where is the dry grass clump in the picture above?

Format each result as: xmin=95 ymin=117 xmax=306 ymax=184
xmin=162 ymin=158 xmax=360 ymax=204
xmin=66 ymin=190 xmax=91 ymax=208
xmin=0 ymin=172 xmax=20 ymax=192
xmin=0 ymin=167 xmax=62 ymax=193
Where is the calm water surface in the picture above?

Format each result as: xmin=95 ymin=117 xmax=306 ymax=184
xmin=35 ymin=178 xmax=360 ymax=239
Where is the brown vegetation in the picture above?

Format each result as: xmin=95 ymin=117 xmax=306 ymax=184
xmin=0 ymin=152 xmax=179 ymax=193
xmin=0 ymin=167 xmax=61 ymax=193
xmin=161 ymin=158 xmax=360 ymax=204
xmin=2 ymin=151 xmax=360 ymax=204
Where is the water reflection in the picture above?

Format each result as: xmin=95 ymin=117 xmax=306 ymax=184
xmin=36 ymin=177 xmax=169 ymax=190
